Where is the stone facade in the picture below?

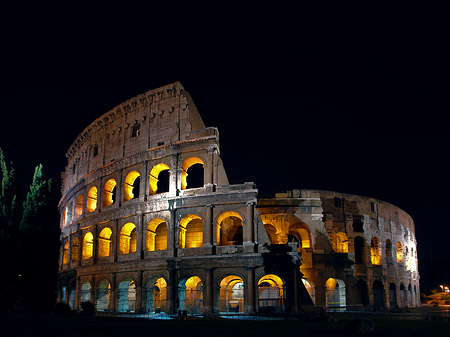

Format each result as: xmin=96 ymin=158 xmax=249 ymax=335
xmin=58 ymin=82 xmax=419 ymax=315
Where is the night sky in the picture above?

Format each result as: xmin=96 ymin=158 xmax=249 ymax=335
xmin=1 ymin=6 xmax=448 ymax=287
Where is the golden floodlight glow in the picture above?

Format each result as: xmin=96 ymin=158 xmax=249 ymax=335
xmin=181 ymin=157 xmax=204 ymax=190
xmin=370 ymin=237 xmax=382 ymax=265
xmin=82 ymin=232 xmax=94 ymax=260
xmin=217 ymin=211 xmax=243 ymax=246
xmin=102 ymin=179 xmax=117 ymax=207
xmin=87 ymin=186 xmax=97 ymax=213
xmin=149 ymin=163 xmax=170 ymax=195
xmin=335 ymin=232 xmax=348 ymax=253
xmin=98 ymin=227 xmax=113 ymax=257
xmin=179 ymin=214 xmax=203 ymax=248
xmin=75 ymin=194 xmax=83 ymax=219
xmin=120 ymin=223 xmax=137 ymax=254
xmin=147 ymin=218 xmax=167 ymax=251
xmin=124 ymin=170 xmax=140 ymax=201
xmin=396 ymin=241 xmax=404 ymax=263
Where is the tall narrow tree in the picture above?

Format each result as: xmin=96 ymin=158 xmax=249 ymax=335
xmin=0 ymin=147 xmax=19 ymax=242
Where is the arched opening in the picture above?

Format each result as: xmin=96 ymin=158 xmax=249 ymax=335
xmin=69 ymin=284 xmax=76 ymax=309
xmin=181 ymin=157 xmax=204 ymax=190
xmin=118 ymin=279 xmax=136 ymax=313
xmin=335 ymin=232 xmax=349 ymax=253
xmin=219 ymin=275 xmax=244 ymax=313
xmin=264 ymin=224 xmax=277 ymax=244
xmin=149 ymin=163 xmax=170 ymax=195
xmin=82 ymin=232 xmax=94 ymax=260
xmin=120 ymin=223 xmax=137 ymax=254
xmin=147 ymin=219 xmax=168 ymax=251
xmin=400 ymin=283 xmax=407 ymax=308
xmin=288 ymin=223 xmax=311 ymax=251
xmin=325 ymin=278 xmax=346 ymax=311
xmin=96 ymin=279 xmax=111 ymax=312
xmin=408 ymin=284 xmax=413 ymax=307
xmin=179 ymin=215 xmax=203 ymax=248
xmin=80 ymin=281 xmax=91 ymax=303
xmin=102 ymin=179 xmax=117 ymax=208
xmin=87 ymin=186 xmax=97 ymax=213
xmin=373 ymin=280 xmax=385 ymax=310
xmin=354 ymin=236 xmax=365 ymax=264
xmin=302 ymin=279 xmax=316 ymax=304
xmin=370 ymin=237 xmax=382 ymax=265
xmin=75 ymin=194 xmax=83 ymax=219
xmin=146 ymin=277 xmax=168 ymax=314
xmin=98 ymin=227 xmax=113 ymax=258
xmin=63 ymin=242 xmax=69 ymax=264
xmin=124 ymin=171 xmax=141 ymax=201
xmin=352 ymin=219 xmax=364 ymax=232
xmin=258 ymin=274 xmax=285 ymax=313
xmin=396 ymin=241 xmax=403 ymax=263
xmin=217 ymin=211 xmax=243 ymax=246
xmin=385 ymin=239 xmax=393 ymax=264
xmin=389 ymin=283 xmax=397 ymax=308
xmin=178 ymin=276 xmax=203 ymax=315
xmin=357 ymin=279 xmax=369 ymax=306
xmin=71 ymin=237 xmax=80 ymax=262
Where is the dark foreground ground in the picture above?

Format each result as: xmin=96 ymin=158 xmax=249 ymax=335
xmin=2 ymin=313 xmax=450 ymax=337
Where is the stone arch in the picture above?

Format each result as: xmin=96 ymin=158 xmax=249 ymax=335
xmin=147 ymin=218 xmax=168 ymax=251
xmin=120 ymin=223 xmax=137 ymax=254
xmin=218 ymin=274 xmax=245 ymax=313
xmin=80 ymin=280 xmax=92 ymax=303
xmin=86 ymin=186 xmax=98 ymax=213
xmin=117 ymin=278 xmax=136 ymax=312
xmin=288 ymin=222 xmax=311 ymax=250
xmin=325 ymin=278 xmax=346 ymax=311
xmin=389 ymin=283 xmax=397 ymax=308
xmin=181 ymin=157 xmax=204 ymax=190
xmin=179 ymin=214 xmax=203 ymax=248
xmin=98 ymin=227 xmax=113 ymax=257
xmin=334 ymin=232 xmax=348 ymax=253
xmin=216 ymin=211 xmax=243 ymax=246
xmin=373 ymin=280 xmax=385 ymax=309
xmin=102 ymin=179 xmax=117 ymax=208
xmin=149 ymin=163 xmax=170 ymax=195
xmin=370 ymin=237 xmax=381 ymax=265
xmin=145 ymin=276 xmax=168 ymax=314
xmin=82 ymin=232 xmax=94 ymax=260
xmin=400 ymin=283 xmax=407 ymax=308
xmin=75 ymin=194 xmax=83 ymax=219
xmin=264 ymin=224 xmax=277 ymax=244
xmin=354 ymin=236 xmax=365 ymax=264
xmin=302 ymin=279 xmax=316 ymax=304
xmin=396 ymin=241 xmax=404 ymax=263
xmin=178 ymin=276 xmax=204 ymax=314
xmin=96 ymin=279 xmax=111 ymax=312
xmin=385 ymin=239 xmax=393 ymax=263
xmin=356 ymin=279 xmax=369 ymax=306
xmin=71 ymin=237 xmax=80 ymax=262
xmin=257 ymin=274 xmax=285 ymax=313
xmin=124 ymin=170 xmax=141 ymax=201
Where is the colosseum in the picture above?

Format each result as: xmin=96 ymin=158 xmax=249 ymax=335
xmin=58 ymin=82 xmax=420 ymax=316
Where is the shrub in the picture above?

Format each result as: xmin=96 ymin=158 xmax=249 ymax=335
xmin=80 ymin=301 xmax=95 ymax=316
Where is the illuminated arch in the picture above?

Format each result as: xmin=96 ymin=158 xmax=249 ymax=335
xmin=80 ymin=281 xmax=91 ymax=303
xmin=217 ymin=211 xmax=243 ymax=246
xmin=335 ymin=232 xmax=348 ymax=253
xmin=96 ymin=279 xmax=111 ymax=311
xmin=302 ymin=279 xmax=316 ymax=304
xmin=63 ymin=242 xmax=69 ymax=264
xmin=258 ymin=274 xmax=285 ymax=313
xmin=124 ymin=170 xmax=141 ymax=201
xmin=71 ymin=237 xmax=80 ymax=262
xmin=179 ymin=214 xmax=203 ymax=248
xmin=102 ymin=179 xmax=117 ymax=208
xmin=264 ymin=224 xmax=277 ymax=244
xmin=370 ymin=237 xmax=382 ymax=265
xmin=288 ymin=223 xmax=311 ymax=250
xmin=178 ymin=276 xmax=203 ymax=314
xmin=147 ymin=218 xmax=167 ymax=251
xmin=325 ymin=278 xmax=346 ymax=311
xmin=87 ymin=186 xmax=98 ymax=213
xmin=120 ymin=223 xmax=137 ymax=254
xmin=118 ymin=278 xmax=136 ymax=313
xmin=82 ymin=232 xmax=94 ymax=260
xmin=145 ymin=277 xmax=168 ymax=313
xmin=219 ymin=275 xmax=244 ymax=313
xmin=149 ymin=163 xmax=170 ymax=195
xmin=181 ymin=157 xmax=204 ymax=190
xmin=98 ymin=227 xmax=113 ymax=258
xmin=75 ymin=194 xmax=83 ymax=219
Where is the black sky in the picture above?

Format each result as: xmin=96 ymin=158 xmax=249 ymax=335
xmin=0 ymin=5 xmax=448 ymax=280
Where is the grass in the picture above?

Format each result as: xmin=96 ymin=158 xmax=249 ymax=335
xmin=3 ymin=313 xmax=450 ymax=337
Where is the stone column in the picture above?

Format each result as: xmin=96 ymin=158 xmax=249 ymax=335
xmin=110 ymin=273 xmax=117 ymax=312
xmin=136 ymin=270 xmax=144 ymax=313
xmin=203 ymin=268 xmax=214 ymax=315
xmin=136 ymin=213 xmax=144 ymax=259
xmin=204 ymin=204 xmax=214 ymax=248
xmin=245 ymin=268 xmax=256 ymax=313
xmin=244 ymin=202 xmax=255 ymax=246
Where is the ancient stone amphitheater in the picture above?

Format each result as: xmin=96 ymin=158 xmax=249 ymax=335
xmin=58 ymin=82 xmax=419 ymax=315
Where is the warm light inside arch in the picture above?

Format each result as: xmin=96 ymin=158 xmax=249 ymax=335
xmin=149 ymin=163 xmax=170 ymax=195
xmin=181 ymin=157 xmax=204 ymax=190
